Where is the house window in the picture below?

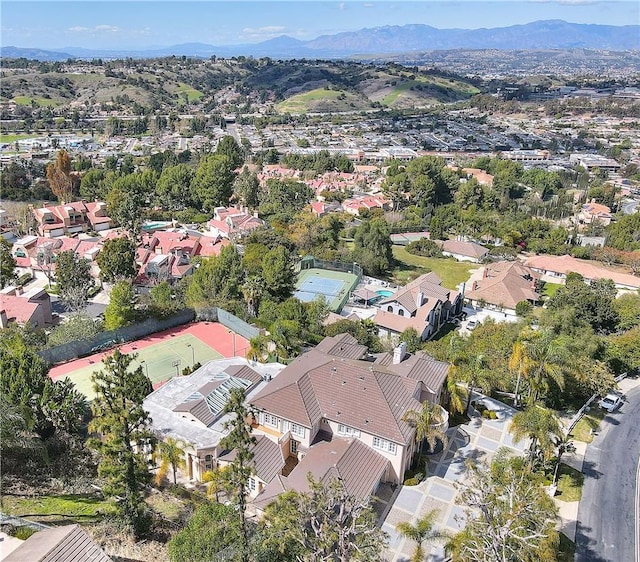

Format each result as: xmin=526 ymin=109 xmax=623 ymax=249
xmin=290 ymin=440 xmax=299 ymax=455
xmin=264 ymin=413 xmax=279 ymax=429
xmin=387 ymin=305 xmax=393 ymax=313
xmin=14 ymin=250 xmax=26 ymax=258
xmin=398 ymin=309 xmax=404 ymax=317
xmin=337 ymin=424 xmax=360 ymax=437
xmin=204 ymin=454 xmax=213 ymax=471
xmin=248 ymin=477 xmax=256 ymax=491
xmin=373 ymin=437 xmax=397 ymax=454
xmin=290 ymin=423 xmax=305 ymax=438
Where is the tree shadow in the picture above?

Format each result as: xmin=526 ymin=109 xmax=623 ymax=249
xmin=574 ymin=523 xmax=610 ymax=562
xmin=580 ymin=459 xmax=602 ymax=480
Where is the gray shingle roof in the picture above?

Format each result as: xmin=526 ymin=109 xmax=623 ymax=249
xmin=3 ymin=524 xmax=112 ymax=562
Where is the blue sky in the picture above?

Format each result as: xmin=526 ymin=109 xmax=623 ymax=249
xmin=2 ymin=1 xmax=638 ymax=49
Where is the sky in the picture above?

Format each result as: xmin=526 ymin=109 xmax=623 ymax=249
xmin=2 ymin=1 xmax=638 ymax=49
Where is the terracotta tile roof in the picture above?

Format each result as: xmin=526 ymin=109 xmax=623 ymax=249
xmin=251 ymin=435 xmax=286 ymax=483
xmin=0 ymin=294 xmax=40 ymax=325
xmin=466 ymin=261 xmax=540 ymax=310
xmin=3 ymin=524 xmax=112 ymax=562
xmin=194 ymin=236 xmax=229 ymax=257
xmin=524 ymin=254 xmax=640 ymax=289
xmin=439 ymin=239 xmax=488 ymax=259
xmin=392 ymin=352 xmax=451 ymax=396
xmin=315 ymin=333 xmax=367 ymax=360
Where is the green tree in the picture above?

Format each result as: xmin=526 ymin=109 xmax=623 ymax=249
xmin=104 ymin=281 xmax=137 ymax=330
xmin=396 ymin=510 xmax=447 ymax=562
xmin=0 ymin=238 xmax=17 ymax=288
xmin=54 ymin=249 xmax=94 ymax=312
xmin=79 ymin=168 xmax=109 ymax=201
xmin=154 ymin=437 xmax=186 ymax=485
xmin=89 ymin=349 xmax=155 ymax=538
xmin=261 ymin=476 xmax=387 ymax=562
xmin=233 ymin=166 xmax=260 ymax=210
xmin=449 ymin=451 xmax=559 ymax=562
xmin=167 ymin=502 xmax=241 ymax=562
xmin=192 ymin=154 xmax=235 ymax=213
xmin=216 ymin=135 xmax=245 ymax=169
xmin=242 ymin=275 xmax=265 ymax=317
xmin=352 ymin=217 xmax=393 ymax=276
xmin=261 ymin=245 xmax=296 ymax=301
xmin=155 ymin=163 xmax=194 ymax=211
xmin=509 ymin=403 xmax=563 ymax=467
xmin=48 ymin=312 xmax=101 ymax=347
xmin=149 ymin=281 xmax=180 ymax=316
xmin=202 ymin=465 xmax=233 ymax=502
xmin=399 ymin=327 xmax=422 ymax=353
xmin=97 ymin=237 xmax=138 ymax=282
xmin=220 ymin=388 xmax=255 ymax=562
xmin=402 ymin=400 xmax=448 ymax=455
xmin=612 ymin=292 xmax=640 ymax=331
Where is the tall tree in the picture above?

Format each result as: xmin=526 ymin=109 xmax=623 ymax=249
xmin=352 ymin=217 xmax=393 ymax=276
xmin=216 ymin=135 xmax=245 ymax=169
xmin=154 ymin=437 xmax=186 ymax=485
xmin=261 ymin=476 xmax=387 ymax=562
xmin=233 ymin=166 xmax=260 ymax=210
xmin=402 ymin=400 xmax=448 ymax=455
xmin=155 ymin=163 xmax=194 ymax=211
xmin=54 ymin=249 xmax=94 ymax=312
xmin=220 ymin=388 xmax=255 ymax=562
xmin=242 ymin=275 xmax=264 ymax=317
xmin=509 ymin=403 xmax=563 ymax=467
xmin=0 ymin=238 xmax=17 ymax=289
xmin=89 ymin=349 xmax=155 ymax=538
xmin=192 ymin=154 xmax=236 ymax=213
xmin=104 ymin=281 xmax=137 ymax=330
xmin=449 ymin=451 xmax=559 ymax=562
xmin=97 ymin=237 xmax=137 ymax=282
xmin=396 ymin=510 xmax=448 ymax=562
xmin=46 ymin=149 xmax=76 ymax=202
xmin=261 ymin=245 xmax=296 ymax=301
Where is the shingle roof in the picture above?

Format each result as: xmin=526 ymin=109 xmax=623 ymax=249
xmin=466 ymin=261 xmax=540 ymax=310
xmin=439 ymin=239 xmax=488 ymax=259
xmin=251 ymin=435 xmax=286 ymax=483
xmin=3 ymin=524 xmax=112 ymax=562
xmin=314 ymin=333 xmax=367 ymax=360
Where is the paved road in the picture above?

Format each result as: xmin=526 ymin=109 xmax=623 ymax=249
xmin=622 ymin=198 xmax=639 ymax=215
xmin=576 ymin=385 xmax=640 ymax=562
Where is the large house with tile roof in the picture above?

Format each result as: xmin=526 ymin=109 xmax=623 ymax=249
xmin=208 ymin=206 xmax=265 ymax=240
xmin=247 ymin=333 xmax=450 ymax=505
xmin=32 ymin=201 xmax=112 ymax=238
xmin=373 ymin=272 xmax=463 ymax=341
xmin=465 ymin=261 xmax=541 ymax=313
xmin=0 ymin=286 xmax=53 ymax=329
xmin=437 ymin=239 xmax=489 ymax=263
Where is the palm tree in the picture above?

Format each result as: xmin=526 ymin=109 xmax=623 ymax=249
xmin=154 ymin=437 xmax=186 ymax=485
xmin=445 ymin=366 xmax=467 ymax=415
xmin=242 ymin=275 xmax=264 ymax=318
xmin=402 ymin=400 xmax=449 ymax=455
xmin=396 ymin=510 xmax=448 ymax=562
xmin=511 ymin=329 xmax=567 ymax=406
xmin=202 ymin=465 xmax=232 ymax=502
xmin=509 ymin=403 xmax=563 ymax=466
xmin=246 ymin=334 xmax=270 ymax=363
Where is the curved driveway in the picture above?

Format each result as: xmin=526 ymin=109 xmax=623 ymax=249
xmin=575 ymin=384 xmax=640 ymax=562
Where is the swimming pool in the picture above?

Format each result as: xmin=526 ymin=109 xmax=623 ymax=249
xmin=142 ymin=221 xmax=173 ymax=231
xmin=376 ymin=289 xmax=394 ymax=297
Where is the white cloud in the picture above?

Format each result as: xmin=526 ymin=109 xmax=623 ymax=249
xmin=242 ymin=26 xmax=286 ymax=35
xmin=95 ymin=25 xmax=119 ymax=33
xmin=67 ymin=24 xmax=119 ymax=34
xmin=67 ymin=26 xmax=90 ymax=32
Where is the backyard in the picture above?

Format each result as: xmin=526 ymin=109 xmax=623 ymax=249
xmin=391 ymin=245 xmax=476 ymax=289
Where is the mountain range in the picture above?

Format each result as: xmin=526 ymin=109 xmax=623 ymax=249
xmin=2 ymin=20 xmax=639 ymax=61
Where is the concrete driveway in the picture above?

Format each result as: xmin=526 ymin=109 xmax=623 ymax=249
xmin=382 ymin=395 xmax=528 ymax=562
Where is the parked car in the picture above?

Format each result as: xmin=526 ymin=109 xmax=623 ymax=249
xmin=599 ymin=392 xmax=624 ymax=412
xmin=467 ymin=320 xmax=478 ymax=330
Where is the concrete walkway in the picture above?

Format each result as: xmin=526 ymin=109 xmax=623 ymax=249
xmin=382 ymin=395 xmax=528 ymax=562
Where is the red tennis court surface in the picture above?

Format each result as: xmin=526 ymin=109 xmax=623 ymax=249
xmin=49 ymin=321 xmax=249 ymax=383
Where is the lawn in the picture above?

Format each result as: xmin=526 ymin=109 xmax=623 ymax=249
xmin=13 ymin=95 xmax=60 ymax=107
xmin=391 ymin=245 xmax=476 ymax=290
xmin=1 ymin=494 xmax=116 ymax=525
xmin=542 ymin=282 xmax=563 ymax=299
xmin=0 ymin=133 xmax=39 ymax=144
xmin=277 ymin=88 xmax=355 ymax=113
xmin=555 ymin=463 xmax=584 ymax=502
xmin=176 ymin=83 xmax=204 ymax=102
xmin=569 ymin=408 xmax=605 ymax=443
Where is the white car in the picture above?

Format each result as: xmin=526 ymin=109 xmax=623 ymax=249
xmin=599 ymin=392 xmax=623 ymax=413
xmin=466 ymin=320 xmax=478 ymax=330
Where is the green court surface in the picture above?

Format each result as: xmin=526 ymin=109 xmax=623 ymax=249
xmin=59 ymin=334 xmax=222 ymax=399
xmin=294 ymin=268 xmax=359 ymax=312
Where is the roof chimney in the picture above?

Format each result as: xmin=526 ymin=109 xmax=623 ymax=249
xmin=416 ymin=291 xmax=424 ymax=309
xmin=393 ymin=342 xmax=407 ymax=365
xmin=0 ymin=310 xmax=8 ymax=329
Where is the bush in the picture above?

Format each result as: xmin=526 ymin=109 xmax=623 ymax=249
xmin=16 ymin=273 xmax=33 ymax=287
xmin=403 ymin=477 xmax=420 ymax=486
xmin=515 ymin=300 xmax=533 ymax=317
xmin=406 ymin=238 xmax=443 ymax=258
xmin=13 ymin=526 xmax=37 ymax=540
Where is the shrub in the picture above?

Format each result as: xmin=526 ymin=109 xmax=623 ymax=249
xmin=13 ymin=526 xmax=37 ymax=540
xmin=403 ymin=477 xmax=419 ymax=486
xmin=515 ymin=300 xmax=533 ymax=317
xmin=406 ymin=238 xmax=443 ymax=258
xmin=16 ymin=273 xmax=33 ymax=287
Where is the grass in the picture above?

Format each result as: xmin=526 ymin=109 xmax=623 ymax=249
xmin=176 ymin=83 xmax=204 ymax=102
xmin=542 ymin=282 xmax=563 ymax=299
xmin=13 ymin=95 xmax=60 ymax=107
xmin=1 ymin=494 xmax=116 ymax=525
xmin=0 ymin=133 xmax=40 ymax=144
xmin=277 ymin=88 xmax=361 ymax=114
xmin=145 ymin=492 xmax=187 ymax=521
xmin=558 ymin=532 xmax=576 ymax=562
xmin=555 ymin=463 xmax=584 ymax=502
xmin=391 ymin=245 xmax=475 ymax=290
xmin=570 ymin=408 xmax=605 ymax=443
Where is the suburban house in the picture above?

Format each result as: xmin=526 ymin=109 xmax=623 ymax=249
xmin=341 ymin=195 xmax=390 ymax=216
xmin=437 ymin=239 xmax=489 ymax=263
xmin=460 ymin=167 xmax=494 ymax=187
xmin=465 ymin=261 xmax=541 ymax=314
xmin=578 ymin=200 xmax=613 ymax=226
xmin=245 ymin=334 xmax=450 ymax=509
xmin=524 ymin=254 xmax=640 ymax=292
xmin=373 ymin=272 xmax=463 ymax=340
xmin=32 ymin=201 xmax=112 ymax=237
xmin=208 ymin=206 xmax=265 ymax=240
xmin=2 ymin=524 xmax=112 ymax=562
xmin=143 ymin=358 xmax=285 ymax=482
xmin=0 ymin=286 xmax=53 ymax=329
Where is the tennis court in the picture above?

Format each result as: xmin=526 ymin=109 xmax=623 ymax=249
xmin=294 ymin=268 xmax=359 ymax=312
xmin=49 ymin=322 xmax=248 ymax=399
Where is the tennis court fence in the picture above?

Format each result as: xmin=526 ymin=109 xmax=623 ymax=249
xmin=196 ymin=307 xmax=262 ymax=341
xmin=39 ymin=309 xmax=195 ymax=365
xmin=297 ymin=256 xmax=363 ymax=284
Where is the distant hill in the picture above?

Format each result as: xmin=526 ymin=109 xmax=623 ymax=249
xmin=2 ymin=20 xmax=638 ymax=61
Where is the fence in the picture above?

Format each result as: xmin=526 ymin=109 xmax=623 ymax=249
xmin=298 ymin=256 xmax=363 ymax=284
xmin=196 ymin=307 xmax=261 ymax=341
xmin=39 ymin=309 xmax=195 ymax=365
xmin=0 ymin=512 xmax=50 ymax=531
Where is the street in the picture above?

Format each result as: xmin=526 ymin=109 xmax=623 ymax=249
xmin=575 ymin=384 xmax=640 ymax=562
